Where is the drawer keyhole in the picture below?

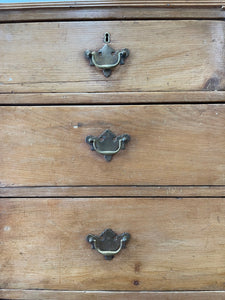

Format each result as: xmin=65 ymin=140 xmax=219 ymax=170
xmin=104 ymin=32 xmax=111 ymax=44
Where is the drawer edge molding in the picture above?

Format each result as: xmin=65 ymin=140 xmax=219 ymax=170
xmin=0 ymin=1 xmax=224 ymax=10
xmin=1 ymin=92 xmax=225 ymax=105
xmin=1 ymin=290 xmax=225 ymax=300
xmin=1 ymin=186 xmax=225 ymax=198
xmin=0 ymin=8 xmax=224 ymax=23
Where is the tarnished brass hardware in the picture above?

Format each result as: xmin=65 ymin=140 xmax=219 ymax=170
xmin=86 ymin=129 xmax=130 ymax=161
xmin=84 ymin=32 xmax=129 ymax=77
xmin=87 ymin=228 xmax=131 ymax=260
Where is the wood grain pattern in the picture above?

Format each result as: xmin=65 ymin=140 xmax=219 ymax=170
xmin=1 ymin=186 xmax=225 ymax=198
xmin=0 ymin=21 xmax=225 ymax=93
xmin=1 ymin=1 xmax=224 ymax=297
xmin=1 ymin=105 xmax=225 ymax=187
xmin=1 ymin=197 xmax=225 ymax=290
xmin=1 ymin=290 xmax=225 ymax=300
xmin=1 ymin=91 xmax=225 ymax=104
xmin=0 ymin=8 xmax=225 ymax=22
xmin=0 ymin=0 xmax=224 ymax=9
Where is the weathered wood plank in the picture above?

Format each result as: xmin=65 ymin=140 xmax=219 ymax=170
xmin=0 ymin=0 xmax=224 ymax=10
xmin=1 ymin=290 xmax=225 ymax=300
xmin=0 ymin=8 xmax=225 ymax=23
xmin=1 ymin=91 xmax=225 ymax=104
xmin=1 ymin=186 xmax=225 ymax=198
xmin=1 ymin=198 xmax=225 ymax=290
xmin=0 ymin=21 xmax=224 ymax=93
xmin=1 ymin=105 xmax=225 ymax=187
xmin=0 ymin=6 xmax=225 ymax=23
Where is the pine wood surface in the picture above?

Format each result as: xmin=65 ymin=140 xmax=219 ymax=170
xmin=1 ymin=105 xmax=225 ymax=187
xmin=1 ymin=3 xmax=224 ymax=297
xmin=1 ymin=290 xmax=225 ymax=300
xmin=1 ymin=91 xmax=225 ymax=104
xmin=0 ymin=7 xmax=225 ymax=22
xmin=0 ymin=0 xmax=224 ymax=9
xmin=1 ymin=197 xmax=225 ymax=290
xmin=0 ymin=21 xmax=225 ymax=93
xmin=1 ymin=186 xmax=225 ymax=198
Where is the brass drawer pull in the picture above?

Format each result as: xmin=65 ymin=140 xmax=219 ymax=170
xmin=86 ymin=129 xmax=130 ymax=161
xmin=87 ymin=228 xmax=130 ymax=260
xmin=85 ymin=32 xmax=129 ymax=77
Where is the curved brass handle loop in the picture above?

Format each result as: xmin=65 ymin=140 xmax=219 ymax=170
xmin=91 ymin=49 xmax=129 ymax=69
xmin=89 ymin=135 xmax=128 ymax=155
xmin=85 ymin=33 xmax=129 ymax=77
xmin=86 ymin=129 xmax=130 ymax=161
xmin=87 ymin=229 xmax=131 ymax=260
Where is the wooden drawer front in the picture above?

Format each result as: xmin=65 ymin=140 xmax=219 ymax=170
xmin=1 ymin=104 xmax=225 ymax=187
xmin=0 ymin=21 xmax=224 ymax=94
xmin=1 ymin=197 xmax=225 ymax=290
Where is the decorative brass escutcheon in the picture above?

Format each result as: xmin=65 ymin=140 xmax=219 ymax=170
xmin=84 ymin=32 xmax=129 ymax=77
xmin=87 ymin=228 xmax=131 ymax=260
xmin=86 ymin=129 xmax=130 ymax=161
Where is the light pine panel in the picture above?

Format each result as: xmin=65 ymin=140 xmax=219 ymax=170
xmin=0 ymin=21 xmax=225 ymax=93
xmin=0 ymin=7 xmax=224 ymax=22
xmin=1 ymin=91 xmax=225 ymax=104
xmin=0 ymin=0 xmax=224 ymax=9
xmin=1 ymin=186 xmax=225 ymax=198
xmin=1 ymin=105 xmax=225 ymax=187
xmin=1 ymin=290 xmax=225 ymax=300
xmin=1 ymin=198 xmax=225 ymax=290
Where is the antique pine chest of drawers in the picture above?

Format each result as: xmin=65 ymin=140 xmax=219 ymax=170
xmin=1 ymin=1 xmax=225 ymax=299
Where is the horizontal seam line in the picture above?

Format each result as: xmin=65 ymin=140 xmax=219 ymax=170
xmin=1 ymin=185 xmax=225 ymax=188
xmin=1 ymin=288 xmax=225 ymax=292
